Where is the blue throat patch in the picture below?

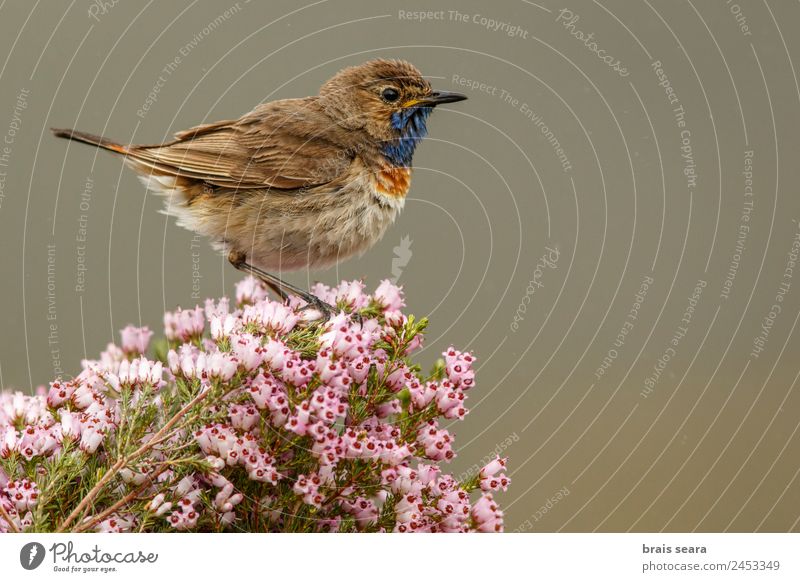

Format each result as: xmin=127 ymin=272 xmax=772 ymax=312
xmin=382 ymin=106 xmax=432 ymax=167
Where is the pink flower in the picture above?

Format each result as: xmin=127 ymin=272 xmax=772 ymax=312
xmin=95 ymin=513 xmax=136 ymax=533
xmin=385 ymin=364 xmax=412 ymax=393
xmin=214 ymin=481 xmax=244 ymax=513
xmin=293 ymin=473 xmax=324 ymax=508
xmin=472 ymin=493 xmax=504 ymax=532
xmin=97 ymin=342 xmax=125 ymax=371
xmin=434 ymin=381 xmax=460 ymax=410
xmin=235 ymin=276 xmax=269 ymax=305
xmin=204 ymin=296 xmax=230 ymax=321
xmin=394 ymin=494 xmax=423 ymax=528
xmin=71 ymin=383 xmax=96 ymax=409
xmin=261 ymin=338 xmax=290 ymax=370
xmin=16 ymin=425 xmax=59 ymax=459
xmin=0 ymin=428 xmax=17 ymax=460
xmin=383 ymin=310 xmax=406 ymax=328
xmin=417 ymin=463 xmax=440 ymax=486
xmin=479 ymin=473 xmax=510 ymax=492
xmin=229 ymin=404 xmax=259 ymax=431
xmin=376 ymin=399 xmax=401 ymax=418
xmin=404 ymin=333 xmax=424 ymax=354
xmin=480 ymin=456 xmax=507 ymax=478
xmin=312 ymin=280 xmax=370 ymax=311
xmin=148 ymin=493 xmax=166 ymax=511
xmin=374 ymin=280 xmax=405 ymax=311
xmin=0 ymin=278 xmax=507 ymax=533
xmin=436 ymin=490 xmax=471 ymax=532
xmin=248 ymin=373 xmax=290 ymax=425
xmin=79 ymin=423 xmax=105 ymax=454
xmin=319 ymin=315 xmax=376 ymax=360
xmin=210 ymin=314 xmax=237 ymax=340
xmin=408 ymin=380 xmax=436 ymax=410
xmin=444 ymin=347 xmax=476 ymax=389
xmin=47 ymin=380 xmax=75 ymax=408
xmin=207 ymin=351 xmax=238 ymax=381
xmin=118 ymin=358 xmax=163 ymax=387
xmin=164 ymin=306 xmax=205 ymax=342
xmin=120 ymin=325 xmax=154 ymax=355
xmin=4 ymin=479 xmax=39 ymax=512
xmin=168 ymin=498 xmax=200 ymax=530
xmin=343 ymin=496 xmax=378 ymax=530
xmin=242 ymin=300 xmax=299 ymax=335
xmin=167 ymin=350 xmax=181 ymax=375
xmin=59 ymin=411 xmax=81 ymax=441
xmin=280 ymin=354 xmax=315 ymax=387
xmin=417 ymin=420 xmax=455 ymax=462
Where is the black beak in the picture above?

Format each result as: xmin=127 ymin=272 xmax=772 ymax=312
xmin=416 ymin=90 xmax=468 ymax=106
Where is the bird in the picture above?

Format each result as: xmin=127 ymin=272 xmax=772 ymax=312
xmin=52 ymin=59 xmax=467 ymax=318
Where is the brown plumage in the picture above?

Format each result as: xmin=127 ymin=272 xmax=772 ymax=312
xmin=52 ymin=59 xmax=467 ymax=315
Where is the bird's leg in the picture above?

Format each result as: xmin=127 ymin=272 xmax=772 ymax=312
xmin=227 ymin=250 xmax=336 ymax=320
xmin=245 ymin=266 xmax=290 ymax=303
xmin=266 ymin=282 xmax=289 ymax=303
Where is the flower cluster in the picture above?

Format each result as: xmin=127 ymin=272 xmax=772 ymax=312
xmin=0 ymin=278 xmax=508 ymax=533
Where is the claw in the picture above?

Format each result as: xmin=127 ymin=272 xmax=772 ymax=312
xmin=299 ymin=296 xmax=336 ymax=322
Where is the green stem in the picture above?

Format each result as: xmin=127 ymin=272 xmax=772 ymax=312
xmin=56 ymin=386 xmax=212 ymax=532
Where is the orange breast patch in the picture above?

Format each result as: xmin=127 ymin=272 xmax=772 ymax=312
xmin=373 ymin=166 xmax=411 ymax=198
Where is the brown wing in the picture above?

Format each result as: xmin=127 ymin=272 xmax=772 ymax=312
xmin=127 ymin=98 xmax=352 ymax=190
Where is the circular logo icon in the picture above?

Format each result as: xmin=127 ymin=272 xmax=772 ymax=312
xmin=20 ymin=542 xmax=46 ymax=570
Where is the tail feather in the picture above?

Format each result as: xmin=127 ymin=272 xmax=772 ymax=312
xmin=51 ymin=128 xmax=128 ymax=154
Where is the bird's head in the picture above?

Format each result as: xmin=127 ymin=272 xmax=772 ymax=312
xmin=319 ymin=59 xmax=467 ymax=167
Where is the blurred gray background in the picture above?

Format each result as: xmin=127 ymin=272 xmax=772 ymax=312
xmin=1 ymin=0 xmax=799 ymax=532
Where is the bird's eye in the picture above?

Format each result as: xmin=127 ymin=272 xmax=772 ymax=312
xmin=381 ymin=87 xmax=400 ymax=102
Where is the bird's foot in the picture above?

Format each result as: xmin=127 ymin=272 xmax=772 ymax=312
xmin=297 ymin=294 xmax=337 ymax=323
xmin=227 ymin=250 xmax=364 ymax=325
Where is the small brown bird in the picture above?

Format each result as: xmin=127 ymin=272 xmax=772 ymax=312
xmin=52 ymin=59 xmax=466 ymax=316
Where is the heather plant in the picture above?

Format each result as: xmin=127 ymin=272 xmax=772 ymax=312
xmin=0 ymin=278 xmax=509 ymax=533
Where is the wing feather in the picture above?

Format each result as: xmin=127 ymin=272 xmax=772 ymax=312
xmin=128 ymin=98 xmax=353 ymax=191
